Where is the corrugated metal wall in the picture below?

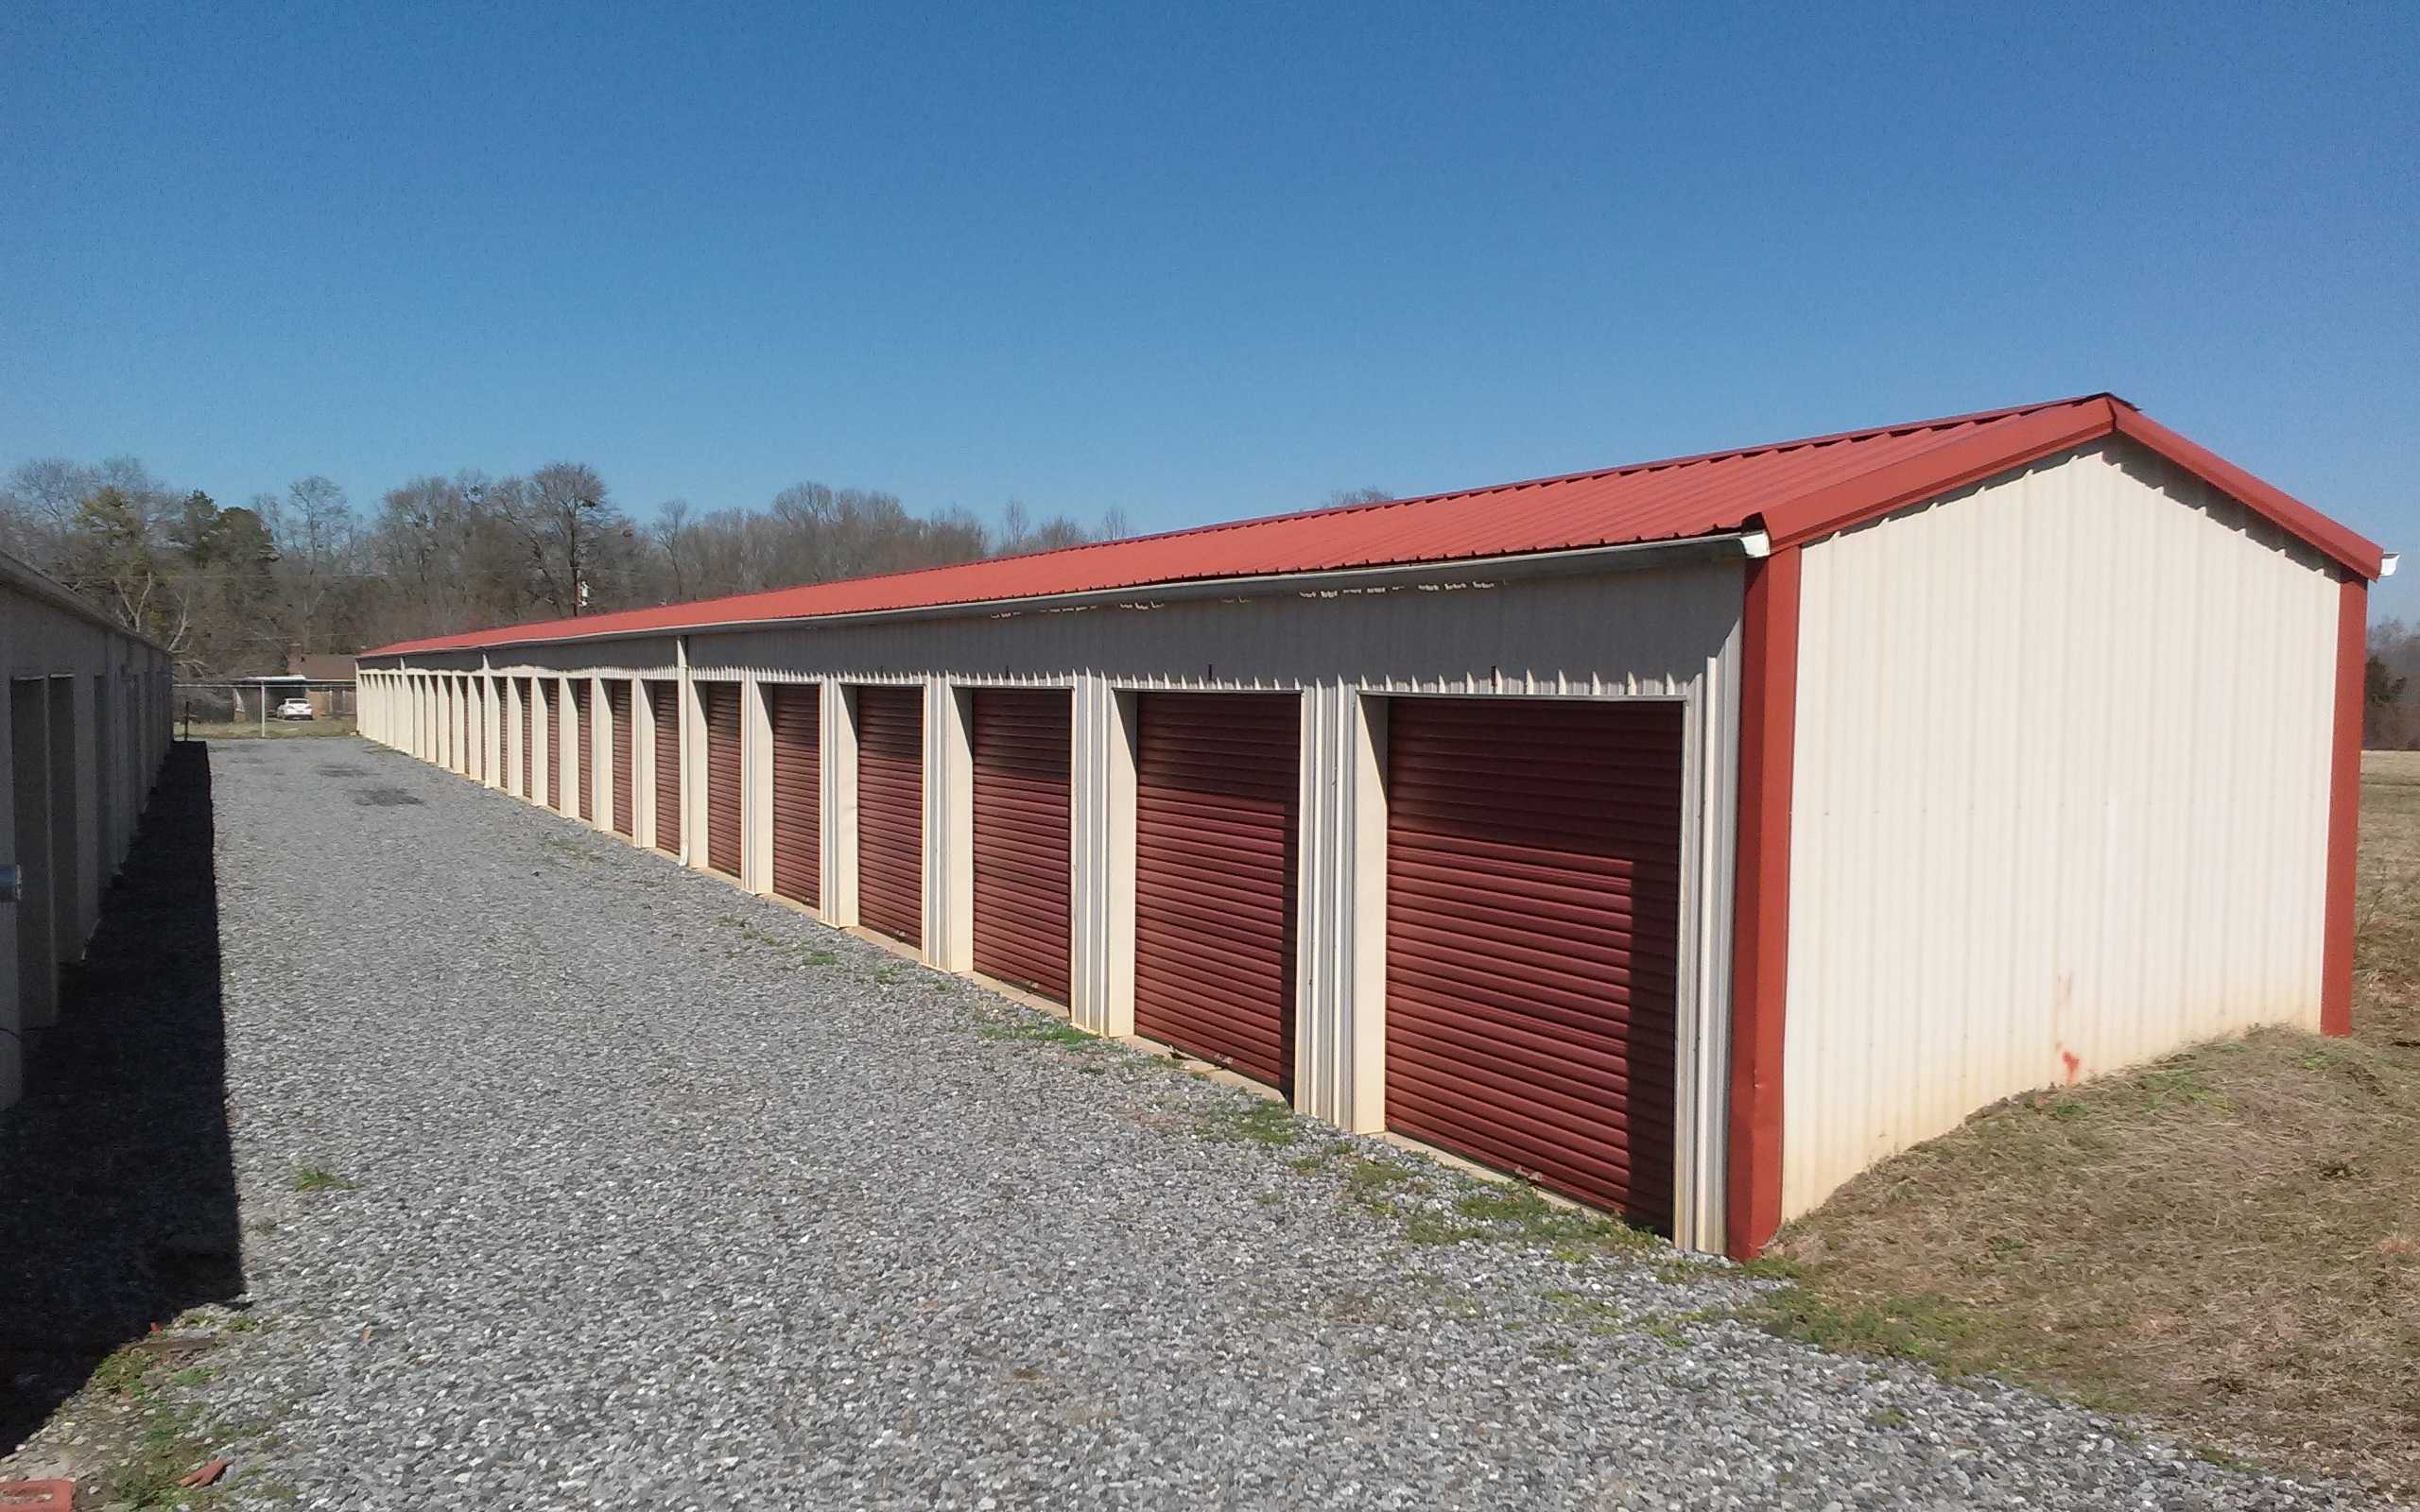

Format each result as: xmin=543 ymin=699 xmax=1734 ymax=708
xmin=2 ymin=560 xmax=174 ymax=1114
xmin=856 ymin=685 xmax=925 ymax=946
xmin=703 ymin=682 xmax=742 ymax=875
xmin=1132 ymin=692 xmax=1300 ymax=1091
xmin=769 ymin=683 xmax=819 ymax=906
xmin=649 ymin=679 xmax=681 ymax=852
xmin=970 ymin=688 xmax=1073 ymax=1002
xmin=609 ymin=680 xmax=634 ymax=836
xmin=571 ymin=681 xmax=596 ymax=822
xmin=1383 ymin=696 xmax=1685 ymax=1230
xmin=1782 ymin=439 xmax=2343 ymax=1220
xmin=688 ymin=558 xmax=1735 ymax=697
xmin=544 ymin=682 xmax=562 ymax=810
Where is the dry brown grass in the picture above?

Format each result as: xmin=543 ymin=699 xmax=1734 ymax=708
xmin=180 ymin=716 xmax=357 ymax=740
xmin=1757 ymin=751 xmax=2420 ymax=1495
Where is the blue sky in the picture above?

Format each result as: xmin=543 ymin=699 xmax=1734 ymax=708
xmin=5 ymin=2 xmax=2414 ymax=617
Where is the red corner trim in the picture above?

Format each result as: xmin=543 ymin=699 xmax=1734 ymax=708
xmin=1762 ymin=398 xmax=2121 ymax=550
xmin=2111 ymin=408 xmax=2386 ymax=581
xmin=1726 ymin=544 xmax=1799 ymax=1259
xmin=2321 ymin=575 xmax=2367 ymax=1036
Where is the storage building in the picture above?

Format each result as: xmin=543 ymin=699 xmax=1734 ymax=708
xmin=2 ymin=551 xmax=177 ymax=1109
xmin=356 ymin=394 xmax=2394 ymax=1256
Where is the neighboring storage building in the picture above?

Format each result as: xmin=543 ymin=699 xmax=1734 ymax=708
xmin=355 ymin=394 xmax=2394 ymax=1256
xmin=1 ymin=551 xmax=176 ymax=1111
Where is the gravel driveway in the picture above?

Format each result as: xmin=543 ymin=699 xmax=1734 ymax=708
xmin=13 ymin=738 xmax=2382 ymax=1509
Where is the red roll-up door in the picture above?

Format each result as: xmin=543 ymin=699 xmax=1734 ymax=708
xmin=650 ymin=679 xmax=682 ymax=851
xmin=572 ymin=681 xmax=596 ymax=821
xmin=855 ymin=685 xmax=923 ymax=946
xmin=769 ymin=684 xmax=820 ymax=907
xmin=1384 ymin=697 xmax=1685 ymax=1232
xmin=971 ymin=688 xmax=1073 ymax=1002
xmin=521 ymin=679 xmax=534 ymax=797
xmin=544 ymin=682 xmax=562 ymax=810
xmin=609 ymin=680 xmax=633 ymax=836
xmin=703 ymin=682 xmax=742 ymax=876
xmin=1133 ymin=692 xmax=1300 ymax=1092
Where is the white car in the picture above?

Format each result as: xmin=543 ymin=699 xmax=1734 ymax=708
xmin=275 ymin=696 xmax=316 ymax=721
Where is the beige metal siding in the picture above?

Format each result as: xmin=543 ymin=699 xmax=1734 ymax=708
xmin=1782 ymin=439 xmax=2342 ymax=1221
xmin=2 ymin=561 xmax=174 ymax=1113
xmin=684 ymin=554 xmax=1739 ymax=698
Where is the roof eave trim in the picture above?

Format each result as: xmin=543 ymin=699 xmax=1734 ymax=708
xmin=1762 ymin=397 xmax=2387 ymax=580
xmin=1760 ymin=399 xmax=2124 ymax=551
xmin=361 ymin=530 xmax=1767 ymax=661
xmin=2106 ymin=408 xmax=2387 ymax=580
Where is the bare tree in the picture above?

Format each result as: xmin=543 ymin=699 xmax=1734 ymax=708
xmin=1324 ymin=486 xmax=1393 ymax=507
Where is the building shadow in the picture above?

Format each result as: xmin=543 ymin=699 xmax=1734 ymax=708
xmin=0 ymin=743 xmax=239 ymax=1452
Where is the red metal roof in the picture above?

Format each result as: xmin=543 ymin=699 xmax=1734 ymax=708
xmin=365 ymin=394 xmax=2385 ymax=656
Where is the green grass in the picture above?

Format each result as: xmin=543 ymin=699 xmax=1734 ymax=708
xmin=290 ymin=1166 xmax=358 ymax=1194
xmin=1342 ymin=1158 xmax=1418 ymax=1202
xmin=1195 ymin=1098 xmax=1302 ymax=1147
xmin=976 ymin=1016 xmax=1095 ymax=1048
xmin=92 ymin=1345 xmax=158 ymax=1398
xmin=1450 ymin=1183 xmax=1661 ymax=1259
xmin=112 ymin=1402 xmax=218 ymax=1509
xmin=1636 ymin=1305 xmax=1728 ymax=1348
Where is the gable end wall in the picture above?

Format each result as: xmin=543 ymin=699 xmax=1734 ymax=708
xmin=1780 ymin=438 xmax=2342 ymax=1221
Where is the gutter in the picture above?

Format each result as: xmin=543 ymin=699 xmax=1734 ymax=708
xmin=369 ymin=530 xmax=1769 ymax=662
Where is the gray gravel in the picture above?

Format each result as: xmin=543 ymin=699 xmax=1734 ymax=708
xmin=21 ymin=738 xmax=2391 ymax=1509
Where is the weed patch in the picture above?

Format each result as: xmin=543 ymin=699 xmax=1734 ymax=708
xmin=976 ymin=1017 xmax=1095 ymax=1049
xmin=291 ymin=1166 xmax=358 ymax=1194
xmin=1195 ymin=1099 xmax=1301 ymax=1148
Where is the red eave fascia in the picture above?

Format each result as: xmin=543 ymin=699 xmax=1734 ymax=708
xmin=1762 ymin=394 xmax=2386 ymax=581
xmin=2108 ymin=406 xmax=2386 ymax=580
xmin=1762 ymin=397 xmax=2120 ymax=547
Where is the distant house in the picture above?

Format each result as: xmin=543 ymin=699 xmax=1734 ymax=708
xmin=285 ymin=653 xmax=357 ymax=717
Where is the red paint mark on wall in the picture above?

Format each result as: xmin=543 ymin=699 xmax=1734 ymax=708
xmin=2059 ymin=1047 xmax=2083 ymax=1084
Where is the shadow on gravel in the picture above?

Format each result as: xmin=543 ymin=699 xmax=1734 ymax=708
xmin=0 ymin=742 xmax=240 ymax=1452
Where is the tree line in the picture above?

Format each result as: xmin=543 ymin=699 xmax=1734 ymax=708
xmin=2369 ymin=621 xmax=2420 ymax=749
xmin=0 ymin=457 xmax=1157 ymax=678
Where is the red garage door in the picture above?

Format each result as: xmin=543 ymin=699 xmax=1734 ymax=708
xmin=520 ymin=679 xmax=534 ymax=798
xmin=971 ymin=688 xmax=1072 ymax=1002
xmin=544 ymin=682 xmax=562 ymax=810
xmin=769 ymin=684 xmax=819 ymax=907
xmin=650 ymin=679 xmax=681 ymax=852
xmin=855 ymin=685 xmax=923 ymax=947
xmin=1384 ymin=697 xmax=1685 ymax=1231
xmin=609 ymin=680 xmax=634 ymax=836
xmin=1133 ymin=692 xmax=1299 ymax=1091
xmin=702 ymin=682 xmax=742 ymax=876
xmin=572 ymin=681 xmax=596 ymax=821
